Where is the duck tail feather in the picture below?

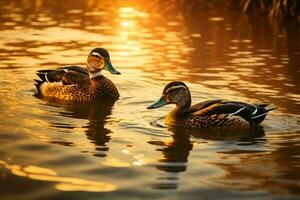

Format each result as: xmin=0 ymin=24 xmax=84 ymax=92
xmin=265 ymin=104 xmax=276 ymax=112
xmin=36 ymin=72 xmax=48 ymax=82
xmin=34 ymin=79 xmax=43 ymax=94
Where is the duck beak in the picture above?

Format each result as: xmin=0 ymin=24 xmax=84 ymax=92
xmin=104 ymin=57 xmax=121 ymax=75
xmin=147 ymin=96 xmax=168 ymax=109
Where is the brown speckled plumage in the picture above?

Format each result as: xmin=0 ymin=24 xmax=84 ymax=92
xmin=39 ymin=76 xmax=119 ymax=102
xmin=35 ymin=48 xmax=120 ymax=103
xmin=166 ymin=113 xmax=251 ymax=129
xmin=148 ymin=81 xmax=275 ymax=130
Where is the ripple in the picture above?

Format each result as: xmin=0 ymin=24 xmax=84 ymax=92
xmin=0 ymin=27 xmax=111 ymax=44
xmin=264 ymin=114 xmax=300 ymax=134
xmin=0 ymin=160 xmax=117 ymax=192
xmin=150 ymin=117 xmax=167 ymax=128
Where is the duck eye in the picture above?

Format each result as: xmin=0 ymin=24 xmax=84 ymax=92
xmin=168 ymin=88 xmax=177 ymax=94
xmin=165 ymin=85 xmax=186 ymax=94
xmin=165 ymin=88 xmax=176 ymax=95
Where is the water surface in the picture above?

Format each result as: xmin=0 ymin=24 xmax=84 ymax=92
xmin=1 ymin=1 xmax=300 ymax=199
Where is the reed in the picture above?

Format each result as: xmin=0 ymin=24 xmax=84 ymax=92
xmin=242 ymin=0 xmax=300 ymax=21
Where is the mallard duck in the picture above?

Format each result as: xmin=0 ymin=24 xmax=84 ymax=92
xmin=147 ymin=81 xmax=275 ymax=129
xmin=35 ymin=48 xmax=120 ymax=102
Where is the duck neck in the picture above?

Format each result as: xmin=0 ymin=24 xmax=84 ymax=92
xmin=175 ymin=91 xmax=192 ymax=114
xmin=89 ymin=70 xmax=103 ymax=79
xmin=173 ymin=101 xmax=191 ymax=115
xmin=166 ymin=99 xmax=191 ymax=125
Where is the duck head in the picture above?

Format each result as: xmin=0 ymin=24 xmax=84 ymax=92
xmin=147 ymin=81 xmax=191 ymax=109
xmin=87 ymin=48 xmax=121 ymax=77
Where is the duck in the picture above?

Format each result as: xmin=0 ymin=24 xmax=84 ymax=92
xmin=35 ymin=48 xmax=121 ymax=103
xmin=147 ymin=81 xmax=275 ymax=129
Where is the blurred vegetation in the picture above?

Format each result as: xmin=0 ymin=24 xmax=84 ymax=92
xmin=242 ymin=0 xmax=300 ymax=22
xmin=181 ymin=0 xmax=300 ymax=22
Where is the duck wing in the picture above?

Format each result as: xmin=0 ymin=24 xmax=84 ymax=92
xmin=36 ymin=66 xmax=89 ymax=85
xmin=190 ymin=100 xmax=274 ymax=124
xmin=189 ymin=99 xmax=223 ymax=113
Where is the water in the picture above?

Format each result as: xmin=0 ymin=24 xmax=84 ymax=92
xmin=1 ymin=1 xmax=300 ymax=199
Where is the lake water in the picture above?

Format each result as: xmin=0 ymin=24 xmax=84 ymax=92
xmin=0 ymin=1 xmax=300 ymax=199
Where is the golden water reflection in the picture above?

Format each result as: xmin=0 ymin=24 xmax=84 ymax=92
xmin=0 ymin=160 xmax=117 ymax=192
xmin=0 ymin=0 xmax=300 ymax=199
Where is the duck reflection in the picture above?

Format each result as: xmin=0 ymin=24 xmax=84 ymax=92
xmin=148 ymin=128 xmax=193 ymax=190
xmin=183 ymin=126 xmax=265 ymax=141
xmin=149 ymin=126 xmax=265 ymax=189
xmin=46 ymin=100 xmax=115 ymax=157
